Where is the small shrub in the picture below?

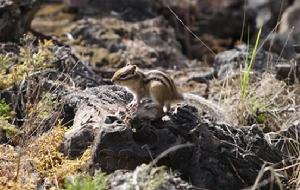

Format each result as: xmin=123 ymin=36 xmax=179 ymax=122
xmin=22 ymin=92 xmax=57 ymax=139
xmin=25 ymin=126 xmax=92 ymax=187
xmin=64 ymin=171 xmax=108 ymax=190
xmin=0 ymin=39 xmax=56 ymax=90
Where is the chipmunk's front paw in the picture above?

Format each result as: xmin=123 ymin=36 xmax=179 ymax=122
xmin=124 ymin=114 xmax=133 ymax=128
xmin=126 ymin=101 xmax=138 ymax=111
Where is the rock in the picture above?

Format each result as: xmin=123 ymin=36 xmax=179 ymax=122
xmin=153 ymin=0 xmax=253 ymax=62
xmin=213 ymin=44 xmax=287 ymax=79
xmin=61 ymin=85 xmax=132 ymax=158
xmin=247 ymin=0 xmax=290 ymax=30
xmin=153 ymin=0 xmax=291 ymax=62
xmin=275 ymin=60 xmax=300 ymax=84
xmin=84 ymin=0 xmax=156 ymax=21
xmin=57 ymin=85 xmax=285 ymax=189
xmin=92 ymin=102 xmax=284 ymax=189
xmin=259 ymin=1 xmax=300 ymax=59
xmin=261 ymin=33 xmax=296 ymax=60
xmin=279 ymin=1 xmax=300 ymax=44
xmin=156 ymin=0 xmax=251 ymax=39
xmin=0 ymin=0 xmax=40 ymax=42
xmin=67 ymin=17 xmax=188 ymax=69
xmin=58 ymin=84 xmax=288 ymax=189
xmin=0 ymin=37 xmax=106 ymax=133
xmin=63 ymin=0 xmax=89 ymax=8
xmin=272 ymin=120 xmax=300 ymax=158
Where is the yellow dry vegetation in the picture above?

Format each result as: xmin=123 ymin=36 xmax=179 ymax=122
xmin=0 ymin=126 xmax=92 ymax=190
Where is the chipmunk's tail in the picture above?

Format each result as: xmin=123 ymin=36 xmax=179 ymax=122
xmin=182 ymin=93 xmax=226 ymax=122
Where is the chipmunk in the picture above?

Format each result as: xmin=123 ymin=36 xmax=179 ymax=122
xmin=111 ymin=65 xmax=225 ymax=120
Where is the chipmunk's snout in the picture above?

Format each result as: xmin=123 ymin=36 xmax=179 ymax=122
xmin=111 ymin=76 xmax=119 ymax=83
xmin=111 ymin=77 xmax=116 ymax=83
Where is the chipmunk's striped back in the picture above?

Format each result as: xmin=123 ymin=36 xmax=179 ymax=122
xmin=143 ymin=70 xmax=182 ymax=100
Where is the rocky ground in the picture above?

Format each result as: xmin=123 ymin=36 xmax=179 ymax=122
xmin=0 ymin=0 xmax=300 ymax=189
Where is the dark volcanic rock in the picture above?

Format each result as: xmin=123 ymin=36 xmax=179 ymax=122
xmin=84 ymin=0 xmax=155 ymax=21
xmin=213 ymin=39 xmax=299 ymax=83
xmin=0 ymin=38 xmax=105 ymax=129
xmin=262 ymin=33 xmax=297 ymax=60
xmin=275 ymin=59 xmax=300 ymax=84
xmin=247 ymin=0 xmax=290 ymax=31
xmin=272 ymin=120 xmax=300 ymax=158
xmin=59 ymin=85 xmax=286 ymax=189
xmin=154 ymin=0 xmax=253 ymax=62
xmin=279 ymin=1 xmax=300 ymax=45
xmin=93 ymin=104 xmax=284 ymax=189
xmin=67 ymin=16 xmax=188 ymax=69
xmin=154 ymin=0 xmax=292 ymax=62
xmin=213 ymin=44 xmax=287 ymax=79
xmin=61 ymin=85 xmax=132 ymax=158
xmin=0 ymin=0 xmax=39 ymax=42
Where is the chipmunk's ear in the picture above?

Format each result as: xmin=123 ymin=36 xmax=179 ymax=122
xmin=125 ymin=59 xmax=131 ymax=66
xmin=132 ymin=65 xmax=137 ymax=71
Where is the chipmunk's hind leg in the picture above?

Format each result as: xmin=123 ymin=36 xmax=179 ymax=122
xmin=163 ymin=102 xmax=171 ymax=113
xmin=149 ymin=81 xmax=166 ymax=116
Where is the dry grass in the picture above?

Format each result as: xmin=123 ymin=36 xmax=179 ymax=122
xmin=0 ymin=126 xmax=92 ymax=190
xmin=212 ymin=73 xmax=300 ymax=131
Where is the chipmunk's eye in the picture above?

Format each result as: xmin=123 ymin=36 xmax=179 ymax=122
xmin=129 ymin=68 xmax=136 ymax=74
xmin=119 ymin=73 xmax=128 ymax=79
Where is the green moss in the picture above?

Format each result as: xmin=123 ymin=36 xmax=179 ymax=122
xmin=255 ymin=112 xmax=266 ymax=124
xmin=145 ymin=166 xmax=166 ymax=190
xmin=0 ymin=99 xmax=18 ymax=138
xmin=0 ymin=99 xmax=12 ymax=119
xmin=34 ymin=93 xmax=54 ymax=120
xmin=20 ymin=39 xmax=55 ymax=72
xmin=64 ymin=171 xmax=107 ymax=190
xmin=0 ymin=118 xmax=18 ymax=137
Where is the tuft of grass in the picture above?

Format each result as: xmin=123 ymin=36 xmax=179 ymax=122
xmin=64 ymin=171 xmax=108 ymax=190
xmin=240 ymin=26 xmax=262 ymax=99
xmin=20 ymin=39 xmax=55 ymax=74
xmin=0 ymin=54 xmax=11 ymax=71
xmin=21 ymin=92 xmax=57 ymax=140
